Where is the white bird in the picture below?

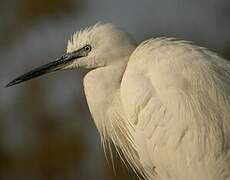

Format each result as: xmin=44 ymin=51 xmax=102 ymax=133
xmin=6 ymin=23 xmax=230 ymax=180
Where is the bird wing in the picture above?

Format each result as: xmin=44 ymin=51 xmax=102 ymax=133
xmin=120 ymin=38 xmax=230 ymax=179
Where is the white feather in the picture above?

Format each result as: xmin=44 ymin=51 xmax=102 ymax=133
xmin=66 ymin=23 xmax=230 ymax=180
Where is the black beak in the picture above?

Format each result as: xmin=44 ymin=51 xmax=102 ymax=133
xmin=6 ymin=49 xmax=84 ymax=87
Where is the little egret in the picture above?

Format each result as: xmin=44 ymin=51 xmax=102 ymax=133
xmin=6 ymin=23 xmax=230 ymax=180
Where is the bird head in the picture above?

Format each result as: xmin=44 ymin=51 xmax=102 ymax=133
xmin=6 ymin=23 xmax=136 ymax=87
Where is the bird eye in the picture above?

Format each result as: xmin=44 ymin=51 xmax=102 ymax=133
xmin=84 ymin=45 xmax=92 ymax=52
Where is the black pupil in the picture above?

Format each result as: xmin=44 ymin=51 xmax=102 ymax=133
xmin=85 ymin=46 xmax=90 ymax=51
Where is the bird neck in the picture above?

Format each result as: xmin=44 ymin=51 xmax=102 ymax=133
xmin=83 ymin=57 xmax=146 ymax=175
xmin=84 ymin=57 xmax=133 ymax=139
xmin=83 ymin=58 xmax=128 ymax=134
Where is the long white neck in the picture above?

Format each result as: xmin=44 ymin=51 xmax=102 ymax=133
xmin=83 ymin=58 xmax=128 ymax=136
xmin=83 ymin=57 xmax=144 ymax=175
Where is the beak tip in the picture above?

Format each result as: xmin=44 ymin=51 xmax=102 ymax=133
xmin=5 ymin=80 xmax=17 ymax=88
xmin=5 ymin=82 xmax=13 ymax=88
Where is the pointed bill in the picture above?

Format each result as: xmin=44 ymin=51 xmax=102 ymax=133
xmin=6 ymin=48 xmax=85 ymax=87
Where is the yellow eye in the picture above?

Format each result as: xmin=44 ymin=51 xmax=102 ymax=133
xmin=84 ymin=45 xmax=92 ymax=52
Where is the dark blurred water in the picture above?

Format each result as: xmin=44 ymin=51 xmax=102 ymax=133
xmin=0 ymin=0 xmax=230 ymax=179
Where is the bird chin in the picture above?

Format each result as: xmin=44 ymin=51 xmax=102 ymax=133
xmin=61 ymin=60 xmax=82 ymax=70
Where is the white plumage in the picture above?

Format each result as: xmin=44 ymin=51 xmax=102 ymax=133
xmin=122 ymin=38 xmax=230 ymax=180
xmin=7 ymin=23 xmax=230 ymax=180
xmin=68 ymin=23 xmax=230 ymax=180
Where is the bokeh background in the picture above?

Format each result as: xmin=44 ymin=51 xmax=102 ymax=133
xmin=1 ymin=0 xmax=230 ymax=179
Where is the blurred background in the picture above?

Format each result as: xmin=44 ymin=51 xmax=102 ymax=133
xmin=0 ymin=0 xmax=230 ymax=179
